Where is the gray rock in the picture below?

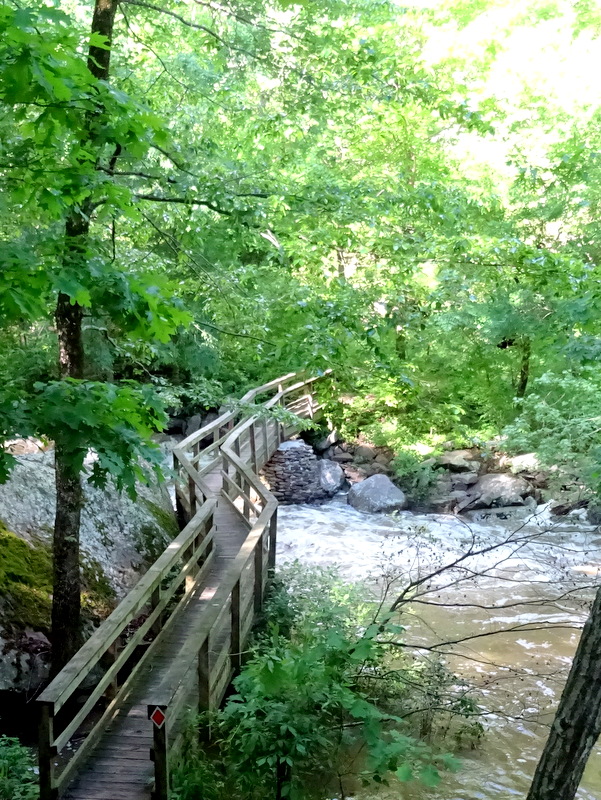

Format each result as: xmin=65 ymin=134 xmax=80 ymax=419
xmin=347 ymin=475 xmax=408 ymax=514
xmin=0 ymin=450 xmax=176 ymax=598
xmin=450 ymin=472 xmax=479 ymax=489
xmin=318 ymin=460 xmax=346 ymax=495
xmin=277 ymin=440 xmax=307 ymax=451
xmin=363 ymin=462 xmax=389 ymax=477
xmin=314 ymin=429 xmax=340 ymax=452
xmin=507 ymin=453 xmax=540 ymax=473
xmin=375 ymin=453 xmax=393 ymax=466
xmin=437 ymin=450 xmax=480 ymax=472
xmin=587 ymin=506 xmax=601 ymax=526
xmin=354 ymin=445 xmax=377 ymax=462
xmin=184 ymin=413 xmax=203 ymax=437
xmin=332 ymin=452 xmax=354 ymax=463
xmin=459 ymin=472 xmax=531 ymax=510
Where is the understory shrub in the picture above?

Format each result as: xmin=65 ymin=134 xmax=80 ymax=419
xmin=0 ymin=736 xmax=38 ymax=800
xmin=503 ymin=369 xmax=601 ymax=489
xmin=172 ymin=565 xmax=472 ymax=800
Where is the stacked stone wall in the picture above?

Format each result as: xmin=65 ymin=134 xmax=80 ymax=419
xmin=261 ymin=441 xmax=325 ymax=504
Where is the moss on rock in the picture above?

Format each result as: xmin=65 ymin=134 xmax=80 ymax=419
xmin=0 ymin=521 xmax=118 ymax=634
xmin=0 ymin=522 xmax=53 ymax=631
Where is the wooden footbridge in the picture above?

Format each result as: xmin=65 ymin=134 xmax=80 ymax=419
xmin=37 ymin=373 xmax=328 ymax=800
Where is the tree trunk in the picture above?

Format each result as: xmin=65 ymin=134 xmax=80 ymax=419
xmin=516 ymin=336 xmax=531 ymax=398
xmin=526 ymin=586 xmax=601 ymax=800
xmin=50 ymin=0 xmax=118 ymax=674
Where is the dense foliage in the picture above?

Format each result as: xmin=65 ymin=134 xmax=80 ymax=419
xmin=0 ymin=736 xmax=38 ymax=800
xmin=171 ymin=565 xmax=470 ymax=800
xmin=2 ymin=0 xmax=600 ymax=486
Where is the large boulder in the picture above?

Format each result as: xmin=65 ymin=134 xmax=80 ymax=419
xmin=0 ymin=445 xmax=178 ymax=692
xmin=348 ymin=475 xmax=408 ymax=514
xmin=314 ymin=429 xmax=340 ymax=453
xmin=437 ymin=450 xmax=480 ymax=473
xmin=0 ymin=449 xmax=177 ymax=598
xmin=354 ymin=445 xmax=377 ymax=463
xmin=318 ymin=460 xmax=346 ymax=495
xmin=458 ymin=472 xmax=531 ymax=511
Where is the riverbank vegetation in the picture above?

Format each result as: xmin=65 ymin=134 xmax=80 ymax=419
xmin=171 ymin=564 xmax=472 ymax=800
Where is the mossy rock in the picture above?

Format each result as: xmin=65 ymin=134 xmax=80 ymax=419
xmin=135 ymin=499 xmax=179 ymax=564
xmin=0 ymin=521 xmax=117 ymax=633
xmin=0 ymin=523 xmax=53 ymax=631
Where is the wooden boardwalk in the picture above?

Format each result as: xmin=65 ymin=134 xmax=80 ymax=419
xmin=63 ymin=472 xmax=247 ymax=800
xmin=38 ymin=373 xmax=327 ymax=800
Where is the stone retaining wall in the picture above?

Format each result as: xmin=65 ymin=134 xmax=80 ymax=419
xmin=261 ymin=440 xmax=325 ymax=504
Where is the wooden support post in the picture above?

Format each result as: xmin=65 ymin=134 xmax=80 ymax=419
xmin=278 ymin=395 xmax=285 ymax=443
xmin=262 ymin=417 xmax=269 ymax=465
xmin=101 ymin=639 xmax=119 ymax=700
xmin=233 ymin=438 xmax=242 ymax=488
xmin=149 ymin=705 xmax=169 ymax=800
xmin=242 ymin=478 xmax=251 ymax=520
xmin=173 ymin=453 xmax=186 ymax=530
xmin=254 ymin=534 xmax=264 ymax=614
xmin=231 ymin=579 xmax=242 ymax=672
xmin=198 ymin=636 xmax=211 ymax=712
xmin=249 ymin=421 xmax=257 ymax=472
xmin=188 ymin=473 xmax=197 ymax=517
xmin=268 ymin=509 xmax=277 ymax=574
xmin=39 ymin=702 xmax=57 ymax=800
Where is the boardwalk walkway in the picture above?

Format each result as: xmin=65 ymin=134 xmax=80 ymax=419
xmin=38 ymin=373 xmax=327 ymax=800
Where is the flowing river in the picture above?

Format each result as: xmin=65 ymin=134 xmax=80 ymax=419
xmin=277 ymin=499 xmax=601 ymax=799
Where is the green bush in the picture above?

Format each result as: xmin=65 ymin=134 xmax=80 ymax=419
xmin=391 ymin=451 xmax=439 ymax=504
xmin=0 ymin=736 xmax=38 ymax=800
xmin=172 ymin=565 xmax=464 ymax=800
xmin=503 ymin=369 xmax=601 ymax=489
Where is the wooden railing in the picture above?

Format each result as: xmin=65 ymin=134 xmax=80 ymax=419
xmin=37 ymin=371 xmax=329 ymax=800
xmin=38 ymin=502 xmax=216 ymax=800
xmin=147 ymin=374 xmax=328 ymax=800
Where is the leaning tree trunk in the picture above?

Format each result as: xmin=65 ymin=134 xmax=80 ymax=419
xmin=526 ymin=586 xmax=601 ymax=800
xmin=51 ymin=0 xmax=119 ymax=673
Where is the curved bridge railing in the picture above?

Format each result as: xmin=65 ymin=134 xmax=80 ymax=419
xmin=37 ymin=371 xmax=329 ymax=800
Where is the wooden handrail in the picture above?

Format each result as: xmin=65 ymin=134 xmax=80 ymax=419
xmin=38 ymin=501 xmax=216 ymax=800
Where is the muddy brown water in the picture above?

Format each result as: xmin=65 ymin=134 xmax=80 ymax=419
xmin=277 ymin=501 xmax=601 ymax=799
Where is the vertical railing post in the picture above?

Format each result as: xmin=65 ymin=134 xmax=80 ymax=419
xmin=233 ymin=438 xmax=242 ymax=488
xmin=249 ymin=421 xmax=258 ymax=472
xmin=188 ymin=474 xmax=197 ymax=517
xmin=39 ymin=702 xmax=57 ymax=800
xmin=149 ymin=704 xmax=169 ymax=800
xmin=231 ymin=580 xmax=242 ymax=672
xmin=262 ymin=417 xmax=269 ymax=465
xmin=198 ymin=635 xmax=211 ymax=742
xmin=101 ymin=639 xmax=119 ymax=700
xmin=173 ymin=453 xmax=186 ymax=530
xmin=268 ymin=508 xmax=277 ymax=575
xmin=254 ymin=533 xmax=264 ymax=613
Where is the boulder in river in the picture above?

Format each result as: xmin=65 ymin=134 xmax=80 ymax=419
xmin=348 ymin=475 xmax=408 ymax=513
xmin=318 ymin=460 xmax=346 ymax=496
xmin=458 ymin=472 xmax=531 ymax=511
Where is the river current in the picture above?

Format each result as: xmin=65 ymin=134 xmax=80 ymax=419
xmin=276 ymin=499 xmax=601 ymax=799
